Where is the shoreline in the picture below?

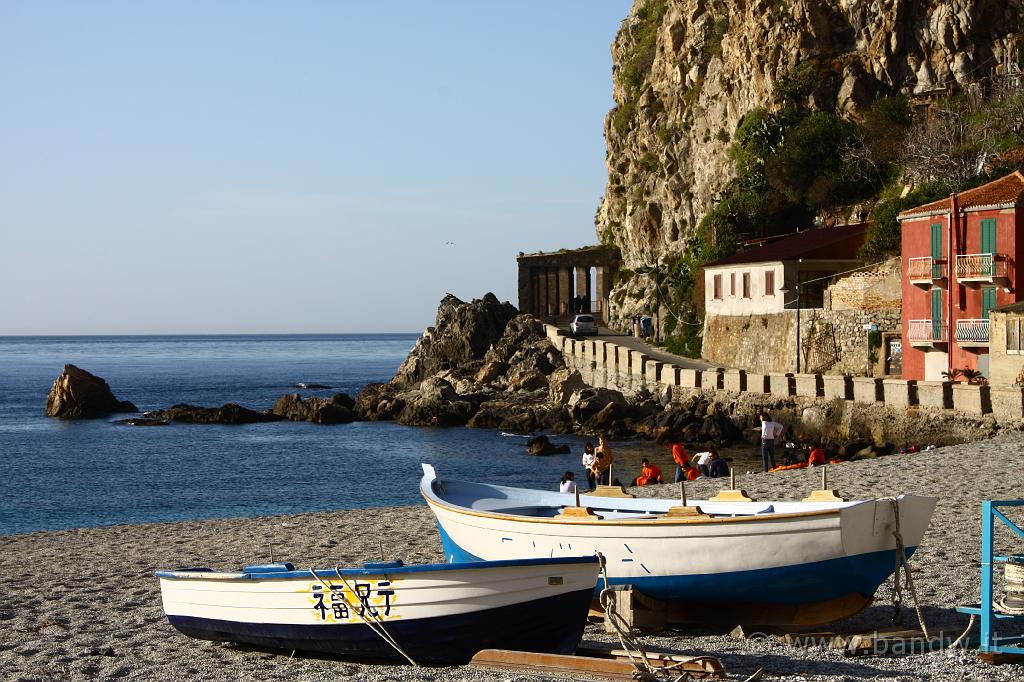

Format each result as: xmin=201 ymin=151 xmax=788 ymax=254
xmin=4 ymin=434 xmax=1024 ymax=680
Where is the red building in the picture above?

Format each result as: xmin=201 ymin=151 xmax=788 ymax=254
xmin=898 ymin=171 xmax=1024 ymax=380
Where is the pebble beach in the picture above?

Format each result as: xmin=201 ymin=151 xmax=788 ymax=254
xmin=4 ymin=433 xmax=1024 ymax=681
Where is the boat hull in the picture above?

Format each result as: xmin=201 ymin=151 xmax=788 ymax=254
xmin=157 ymin=557 xmax=599 ymax=664
xmin=420 ymin=466 xmax=936 ymax=628
xmin=166 ymin=588 xmax=592 ymax=664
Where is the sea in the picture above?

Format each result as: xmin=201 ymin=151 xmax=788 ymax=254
xmin=0 ymin=334 xmax=742 ymax=536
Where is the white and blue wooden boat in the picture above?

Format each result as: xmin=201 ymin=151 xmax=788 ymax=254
xmin=420 ymin=464 xmax=937 ymax=627
xmin=156 ymin=555 xmax=600 ymax=664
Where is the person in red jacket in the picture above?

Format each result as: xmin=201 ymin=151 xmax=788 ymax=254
xmin=632 ymin=458 xmax=664 ymax=486
xmin=670 ymin=442 xmax=689 ymax=483
xmin=807 ymin=446 xmax=826 ymax=466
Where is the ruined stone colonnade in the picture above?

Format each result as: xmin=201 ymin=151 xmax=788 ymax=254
xmin=516 ymin=246 xmax=620 ymax=321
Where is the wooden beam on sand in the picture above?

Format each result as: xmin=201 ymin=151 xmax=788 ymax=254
xmin=470 ymin=647 xmax=727 ymax=680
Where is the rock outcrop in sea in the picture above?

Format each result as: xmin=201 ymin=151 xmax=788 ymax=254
xmin=45 ymin=364 xmax=138 ymax=419
xmin=144 ymin=403 xmax=284 ymax=425
xmin=272 ymin=393 xmax=356 ymax=425
xmin=354 ymin=293 xmax=746 ymax=443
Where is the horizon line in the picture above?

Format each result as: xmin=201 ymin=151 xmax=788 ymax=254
xmin=0 ymin=331 xmax=423 ymax=338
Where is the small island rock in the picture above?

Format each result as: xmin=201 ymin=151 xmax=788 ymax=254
xmin=45 ymin=364 xmax=138 ymax=419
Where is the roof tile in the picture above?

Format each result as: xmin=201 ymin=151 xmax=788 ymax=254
xmin=898 ymin=171 xmax=1024 ymax=218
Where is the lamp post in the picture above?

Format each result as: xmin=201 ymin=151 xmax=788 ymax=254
xmin=796 ymin=282 xmax=802 ymax=374
xmin=779 ymin=283 xmax=801 ymax=374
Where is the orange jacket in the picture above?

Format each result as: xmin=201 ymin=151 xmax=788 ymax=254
xmin=671 ymin=443 xmax=688 ymax=467
xmin=636 ymin=463 xmax=663 ymax=486
xmin=808 ymin=448 xmax=826 ymax=466
xmin=685 ymin=467 xmax=701 ymax=481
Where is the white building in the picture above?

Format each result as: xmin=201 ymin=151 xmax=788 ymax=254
xmin=702 ymin=224 xmax=868 ymax=316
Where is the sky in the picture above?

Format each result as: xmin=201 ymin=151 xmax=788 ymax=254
xmin=0 ymin=0 xmax=631 ymax=334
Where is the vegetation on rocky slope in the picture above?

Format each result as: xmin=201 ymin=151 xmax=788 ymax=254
xmin=598 ymin=0 xmax=1023 ymax=356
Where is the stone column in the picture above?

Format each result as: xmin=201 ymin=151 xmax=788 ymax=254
xmin=557 ymin=267 xmax=572 ymax=316
xmin=518 ymin=264 xmax=534 ymax=315
xmin=545 ymin=268 xmax=558 ymax=316
xmin=595 ymin=266 xmax=613 ymax=321
xmin=536 ymin=268 xmax=547 ymax=317
xmin=575 ymin=266 xmax=591 ymax=313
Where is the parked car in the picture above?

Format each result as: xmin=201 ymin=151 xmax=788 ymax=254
xmin=569 ymin=314 xmax=597 ymax=336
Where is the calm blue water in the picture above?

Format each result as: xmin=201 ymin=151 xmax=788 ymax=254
xmin=0 ymin=335 xmax=608 ymax=536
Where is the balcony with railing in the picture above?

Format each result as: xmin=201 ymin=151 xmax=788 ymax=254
xmin=955 ymin=318 xmax=990 ymax=348
xmin=908 ymin=257 xmax=947 ymax=286
xmin=955 ymin=253 xmax=1007 ymax=285
xmin=908 ymin=319 xmax=948 ymax=346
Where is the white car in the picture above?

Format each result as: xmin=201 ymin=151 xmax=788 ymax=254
xmin=569 ymin=314 xmax=597 ymax=336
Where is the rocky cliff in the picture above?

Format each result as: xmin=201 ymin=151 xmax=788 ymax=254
xmin=598 ymin=0 xmax=1022 ymax=323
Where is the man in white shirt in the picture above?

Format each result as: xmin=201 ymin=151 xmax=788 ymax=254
xmin=755 ymin=412 xmax=784 ymax=472
xmin=691 ymin=448 xmax=715 ymax=477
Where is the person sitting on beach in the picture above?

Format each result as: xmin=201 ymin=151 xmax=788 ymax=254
xmin=682 ymin=460 xmax=702 ymax=481
xmin=631 ymin=458 xmax=664 ymax=486
xmin=807 ymin=445 xmax=826 ymax=466
xmin=559 ymin=471 xmax=576 ymax=494
xmin=594 ymin=435 xmax=614 ymax=486
xmin=581 ymin=442 xmax=597 ymax=491
xmin=707 ymin=450 xmax=729 ymax=478
xmin=670 ymin=441 xmax=688 ymax=483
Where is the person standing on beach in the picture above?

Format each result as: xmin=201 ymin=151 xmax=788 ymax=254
xmin=670 ymin=441 xmax=688 ymax=483
xmin=581 ymin=442 xmax=597 ymax=491
xmin=594 ymin=435 xmax=613 ymax=486
xmin=755 ymin=412 xmax=784 ymax=472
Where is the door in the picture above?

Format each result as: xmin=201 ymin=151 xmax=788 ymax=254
xmin=931 ymin=223 xmax=943 ymax=278
xmin=980 ymin=218 xmax=996 ymax=275
xmin=931 ymin=288 xmax=943 ymax=340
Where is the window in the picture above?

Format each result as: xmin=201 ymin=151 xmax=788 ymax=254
xmin=742 ymin=272 xmax=751 ymax=298
xmin=765 ymin=270 xmax=775 ymax=296
xmin=713 ymin=274 xmax=722 ymax=300
xmin=1003 ymin=315 xmax=1019 ymax=352
xmin=729 ymin=273 xmax=736 ymax=296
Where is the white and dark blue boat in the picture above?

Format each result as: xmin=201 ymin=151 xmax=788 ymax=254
xmin=156 ymin=555 xmax=600 ymax=664
xmin=420 ymin=464 xmax=937 ymax=628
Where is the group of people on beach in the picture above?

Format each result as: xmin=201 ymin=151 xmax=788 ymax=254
xmin=557 ymin=411 xmax=840 ymax=493
xmin=558 ymin=434 xmax=735 ymax=493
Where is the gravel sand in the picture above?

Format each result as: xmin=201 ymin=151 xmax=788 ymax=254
xmin=4 ymin=433 xmax=1024 ymax=681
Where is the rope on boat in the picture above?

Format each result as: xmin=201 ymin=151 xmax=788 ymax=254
xmin=947 ymin=613 xmax=975 ymax=652
xmin=307 ymin=567 xmax=418 ymax=666
xmin=597 ymin=553 xmax=726 ymax=682
xmin=885 ymin=497 xmax=929 ymax=639
xmin=995 ymin=559 xmax=1024 ymax=615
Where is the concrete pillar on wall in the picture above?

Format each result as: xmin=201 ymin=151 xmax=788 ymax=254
xmin=557 ymin=267 xmax=572 ymax=316
xmin=595 ymin=266 xmax=613 ymax=320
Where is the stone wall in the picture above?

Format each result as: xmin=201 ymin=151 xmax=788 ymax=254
xmin=703 ymin=313 xmax=795 ymax=375
xmin=543 ymin=322 xmax=1023 ymax=440
xmin=701 ymin=308 xmax=901 ymax=376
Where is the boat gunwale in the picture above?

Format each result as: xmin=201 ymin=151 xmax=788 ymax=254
xmin=155 ymin=555 xmax=600 ymax=581
xmin=420 ymin=487 xmax=848 ymax=526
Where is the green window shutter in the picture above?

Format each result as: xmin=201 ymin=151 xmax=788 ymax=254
xmin=982 ymin=287 xmax=996 ymax=319
xmin=931 ymin=289 xmax=942 ymax=340
xmin=981 ymin=218 xmax=996 ymax=255
xmin=930 ymin=224 xmax=942 ymax=278
xmin=931 ymin=223 xmax=942 ymax=259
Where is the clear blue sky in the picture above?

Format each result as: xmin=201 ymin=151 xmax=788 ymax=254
xmin=0 ymin=0 xmax=630 ymax=334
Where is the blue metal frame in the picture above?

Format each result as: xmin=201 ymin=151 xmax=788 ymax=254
xmin=956 ymin=500 xmax=1024 ymax=656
